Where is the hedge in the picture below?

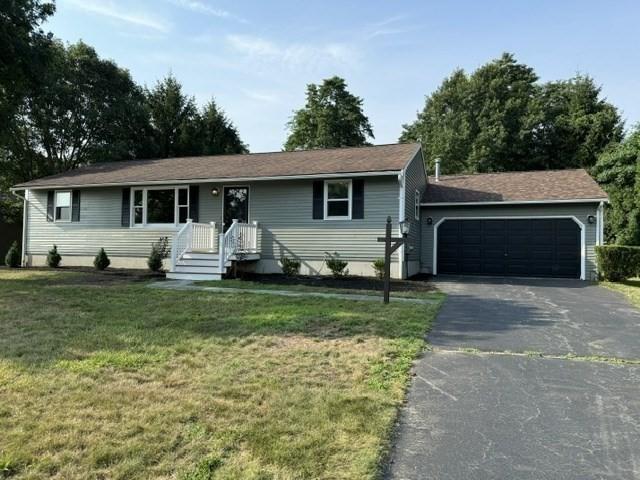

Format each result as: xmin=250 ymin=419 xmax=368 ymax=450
xmin=595 ymin=245 xmax=640 ymax=281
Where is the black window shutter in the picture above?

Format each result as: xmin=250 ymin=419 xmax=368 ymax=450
xmin=46 ymin=190 xmax=54 ymax=222
xmin=312 ymin=180 xmax=324 ymax=219
xmin=352 ymin=179 xmax=364 ymax=219
xmin=121 ymin=188 xmax=130 ymax=227
xmin=71 ymin=190 xmax=81 ymax=222
xmin=189 ymin=185 xmax=199 ymax=222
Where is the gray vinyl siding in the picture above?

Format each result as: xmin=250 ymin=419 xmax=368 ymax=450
xmin=403 ymin=150 xmax=427 ymax=261
xmin=26 ymin=188 xmax=180 ymax=257
xmin=200 ymin=176 xmax=399 ymax=261
xmin=25 ymin=175 xmax=401 ymax=264
xmin=420 ymin=203 xmax=600 ymax=279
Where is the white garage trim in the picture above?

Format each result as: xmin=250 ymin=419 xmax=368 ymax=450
xmin=432 ymin=216 xmax=586 ymax=280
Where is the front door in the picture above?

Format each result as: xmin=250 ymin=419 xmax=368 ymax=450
xmin=223 ymin=186 xmax=249 ymax=232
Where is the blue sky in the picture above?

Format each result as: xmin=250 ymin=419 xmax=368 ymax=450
xmin=47 ymin=0 xmax=640 ymax=153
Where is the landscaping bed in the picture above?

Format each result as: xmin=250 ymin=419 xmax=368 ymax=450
xmin=0 ymin=269 xmax=441 ymax=479
xmin=199 ymin=273 xmax=443 ymax=300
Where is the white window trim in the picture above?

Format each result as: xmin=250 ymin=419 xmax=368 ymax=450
xmin=431 ymin=215 xmax=586 ymax=280
xmin=54 ymin=190 xmax=72 ymax=223
xmin=324 ymin=179 xmax=352 ymax=220
xmin=414 ymin=189 xmax=420 ymax=221
xmin=130 ymin=186 xmax=189 ymax=228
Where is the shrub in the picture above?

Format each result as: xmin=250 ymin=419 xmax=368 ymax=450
xmin=148 ymin=237 xmax=169 ymax=272
xmin=324 ymin=252 xmax=349 ymax=278
xmin=372 ymin=258 xmax=385 ymax=279
xmin=93 ymin=248 xmax=111 ymax=271
xmin=595 ymin=245 xmax=640 ymax=281
xmin=47 ymin=245 xmax=61 ymax=268
xmin=4 ymin=241 xmax=20 ymax=268
xmin=280 ymin=256 xmax=301 ymax=276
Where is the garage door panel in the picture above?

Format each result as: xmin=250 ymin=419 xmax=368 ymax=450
xmin=437 ymin=218 xmax=580 ymax=279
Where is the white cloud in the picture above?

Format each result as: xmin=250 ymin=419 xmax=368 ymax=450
xmin=64 ymin=0 xmax=170 ymax=32
xmin=167 ymin=0 xmax=248 ymax=23
xmin=242 ymin=89 xmax=279 ymax=104
xmin=226 ymin=34 xmax=356 ymax=70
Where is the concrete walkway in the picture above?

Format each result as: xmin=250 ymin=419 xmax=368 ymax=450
xmin=149 ymin=279 xmax=438 ymax=305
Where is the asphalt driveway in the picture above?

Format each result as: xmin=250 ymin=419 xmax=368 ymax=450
xmin=387 ymin=276 xmax=640 ymax=480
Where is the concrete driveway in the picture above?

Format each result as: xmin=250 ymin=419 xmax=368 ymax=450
xmin=387 ymin=276 xmax=640 ymax=480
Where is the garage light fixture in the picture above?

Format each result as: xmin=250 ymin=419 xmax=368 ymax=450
xmin=587 ymin=215 xmax=596 ymax=224
xmin=211 ymin=187 xmax=220 ymax=196
xmin=426 ymin=217 xmax=433 ymax=226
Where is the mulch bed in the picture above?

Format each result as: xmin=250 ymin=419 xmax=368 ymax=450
xmin=233 ymin=272 xmax=437 ymax=294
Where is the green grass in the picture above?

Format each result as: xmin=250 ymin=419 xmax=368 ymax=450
xmin=0 ymin=269 xmax=442 ymax=479
xmin=601 ymin=278 xmax=640 ymax=309
xmin=196 ymin=278 xmax=445 ymax=301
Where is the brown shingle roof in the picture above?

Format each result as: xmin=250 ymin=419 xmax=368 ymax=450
xmin=423 ymin=169 xmax=607 ymax=204
xmin=14 ymin=143 xmax=420 ymax=189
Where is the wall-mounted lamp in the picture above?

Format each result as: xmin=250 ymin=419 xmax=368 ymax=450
xmin=399 ymin=220 xmax=411 ymax=237
xmin=211 ymin=187 xmax=220 ymax=196
xmin=426 ymin=217 xmax=433 ymax=225
xmin=587 ymin=215 xmax=596 ymax=224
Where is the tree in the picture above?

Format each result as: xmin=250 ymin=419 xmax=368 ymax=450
xmin=145 ymin=74 xmax=200 ymax=158
xmin=592 ymin=128 xmax=640 ymax=245
xmin=401 ymin=53 xmax=623 ymax=174
xmin=285 ymin=76 xmax=373 ymax=150
xmin=0 ymin=0 xmax=55 ymax=138
xmin=199 ymin=99 xmax=248 ymax=155
xmin=1 ymin=41 xmax=151 ymax=183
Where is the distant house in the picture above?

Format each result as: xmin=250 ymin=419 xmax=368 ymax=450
xmin=12 ymin=143 xmax=607 ymax=280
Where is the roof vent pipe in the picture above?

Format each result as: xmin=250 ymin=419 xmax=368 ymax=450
xmin=434 ymin=158 xmax=441 ymax=182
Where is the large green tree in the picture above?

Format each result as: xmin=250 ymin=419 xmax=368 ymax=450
xmin=0 ymin=0 xmax=55 ymax=139
xmin=199 ymin=99 xmax=248 ymax=155
xmin=285 ymin=76 xmax=373 ymax=150
xmin=1 ymin=41 xmax=151 ymax=184
xmin=401 ymin=53 xmax=623 ymax=174
xmin=145 ymin=74 xmax=201 ymax=158
xmin=592 ymin=128 xmax=640 ymax=245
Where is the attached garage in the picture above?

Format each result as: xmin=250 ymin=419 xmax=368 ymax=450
xmin=419 ymin=169 xmax=608 ymax=281
xmin=436 ymin=218 xmax=581 ymax=278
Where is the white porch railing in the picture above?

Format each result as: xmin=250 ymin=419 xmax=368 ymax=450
xmin=218 ymin=220 xmax=258 ymax=273
xmin=170 ymin=219 xmax=216 ymax=270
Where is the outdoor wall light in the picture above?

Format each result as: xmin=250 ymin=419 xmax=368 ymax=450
xmin=211 ymin=187 xmax=220 ymax=196
xmin=399 ymin=220 xmax=411 ymax=237
xmin=587 ymin=215 xmax=596 ymax=224
xmin=426 ymin=217 xmax=433 ymax=225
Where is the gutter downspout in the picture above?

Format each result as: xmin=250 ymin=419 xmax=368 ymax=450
xmin=398 ymin=170 xmax=406 ymax=279
xmin=597 ymin=201 xmax=605 ymax=246
xmin=10 ymin=189 xmax=28 ymax=267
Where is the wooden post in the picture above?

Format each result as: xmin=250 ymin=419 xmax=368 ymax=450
xmin=377 ymin=216 xmax=406 ymax=304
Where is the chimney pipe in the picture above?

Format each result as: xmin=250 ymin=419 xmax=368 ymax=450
xmin=434 ymin=158 xmax=441 ymax=182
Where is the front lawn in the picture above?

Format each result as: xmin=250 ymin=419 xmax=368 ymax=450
xmin=0 ymin=269 xmax=441 ymax=479
xmin=602 ymin=278 xmax=640 ymax=308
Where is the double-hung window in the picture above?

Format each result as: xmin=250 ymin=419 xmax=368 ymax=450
xmin=55 ymin=191 xmax=72 ymax=222
xmin=415 ymin=189 xmax=421 ymax=221
xmin=131 ymin=186 xmax=189 ymax=226
xmin=324 ymin=180 xmax=352 ymax=220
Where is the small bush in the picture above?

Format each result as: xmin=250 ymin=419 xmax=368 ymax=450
xmin=47 ymin=245 xmax=61 ymax=268
xmin=280 ymin=256 xmax=301 ymax=276
xmin=324 ymin=252 xmax=349 ymax=278
xmin=148 ymin=237 xmax=169 ymax=272
xmin=595 ymin=245 xmax=640 ymax=281
xmin=372 ymin=258 xmax=385 ymax=279
xmin=4 ymin=241 xmax=20 ymax=268
xmin=93 ymin=248 xmax=111 ymax=271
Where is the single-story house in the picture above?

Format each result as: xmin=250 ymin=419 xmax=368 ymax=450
xmin=11 ymin=143 xmax=607 ymax=281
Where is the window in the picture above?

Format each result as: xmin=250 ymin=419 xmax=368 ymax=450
xmin=131 ymin=187 xmax=189 ymax=226
xmin=415 ymin=189 xmax=421 ymax=221
xmin=324 ymin=180 xmax=352 ymax=219
xmin=55 ymin=191 xmax=71 ymax=222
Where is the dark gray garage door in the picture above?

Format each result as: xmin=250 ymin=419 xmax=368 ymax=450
xmin=437 ymin=218 xmax=580 ymax=278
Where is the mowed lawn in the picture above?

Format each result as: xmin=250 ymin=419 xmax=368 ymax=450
xmin=0 ymin=270 xmax=441 ymax=479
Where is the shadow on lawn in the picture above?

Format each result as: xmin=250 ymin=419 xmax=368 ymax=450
xmin=0 ymin=270 xmax=440 ymax=367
